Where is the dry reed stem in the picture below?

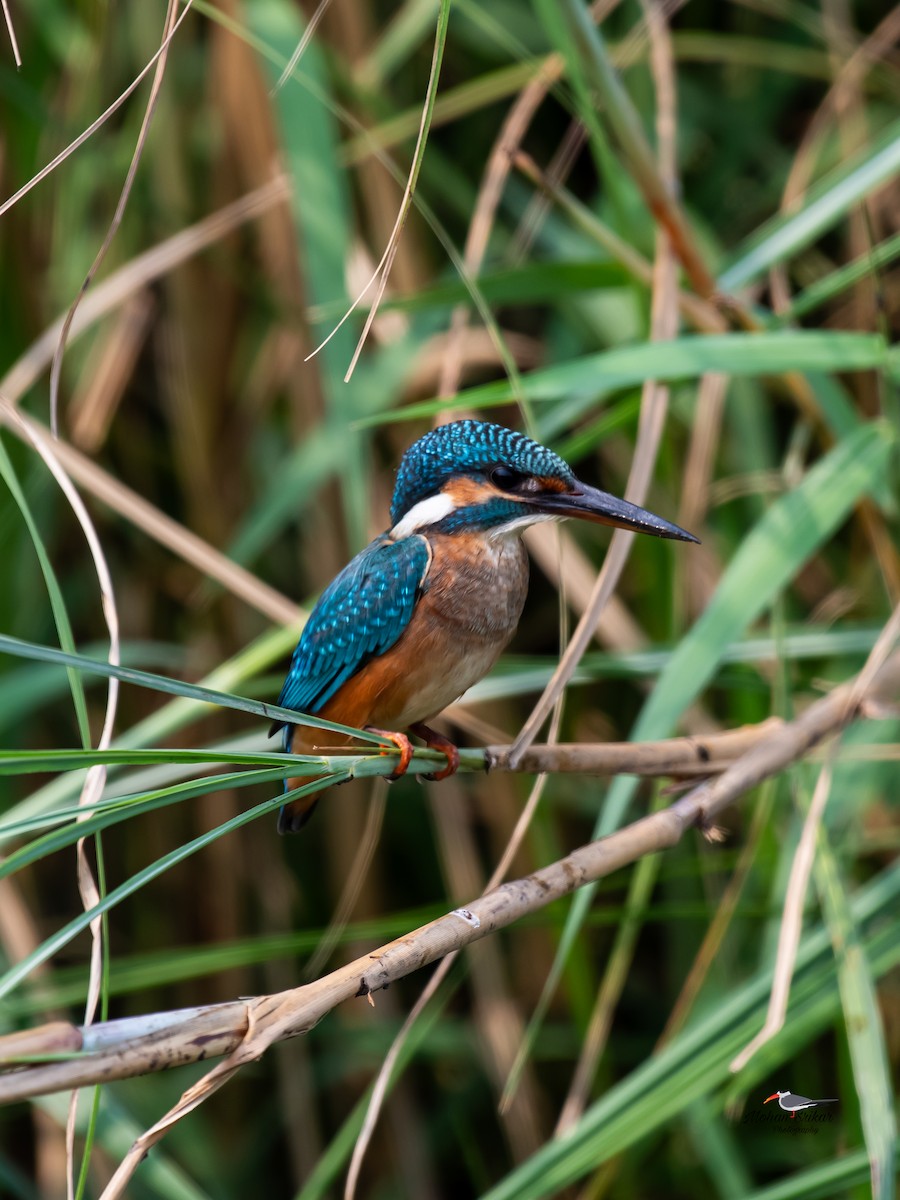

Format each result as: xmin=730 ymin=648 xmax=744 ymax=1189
xmin=3 ymin=410 xmax=123 ymax=1199
xmin=552 ymin=0 xmax=680 ymax=1133
xmin=508 ymin=4 xmax=682 ymax=767
xmin=728 ymin=761 xmax=835 ymax=1075
xmin=305 ymin=0 xmax=450 ymax=380
xmin=271 ymin=0 xmax=335 ymax=94
xmin=1 ymin=0 xmax=20 ymax=67
xmin=49 ymin=0 xmax=179 ymax=437
xmin=0 ymin=406 xmax=302 ymax=628
xmin=0 ymin=1 xmax=195 ymax=220
xmin=678 ymin=373 xmax=728 ymax=535
xmin=69 ymin=292 xmax=155 ymax=452
xmin=433 ymin=7 xmax=577 ymax=403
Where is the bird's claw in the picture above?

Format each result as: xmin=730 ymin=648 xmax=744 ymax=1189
xmin=364 ymin=724 xmax=460 ymax=783
xmin=409 ymin=723 xmax=460 ymax=781
xmin=365 ymin=726 xmax=414 ymax=781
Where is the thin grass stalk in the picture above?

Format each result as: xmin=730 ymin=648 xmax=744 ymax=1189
xmin=49 ymin=0 xmax=179 ymax=437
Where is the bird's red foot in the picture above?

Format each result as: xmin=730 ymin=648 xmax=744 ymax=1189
xmin=409 ymin=723 xmax=460 ymax=781
xmin=365 ymin=726 xmax=414 ymax=781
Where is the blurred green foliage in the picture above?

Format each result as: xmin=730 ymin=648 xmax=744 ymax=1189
xmin=0 ymin=0 xmax=898 ymax=1197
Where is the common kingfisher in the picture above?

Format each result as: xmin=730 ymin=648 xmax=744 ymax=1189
xmin=272 ymin=420 xmax=698 ymax=832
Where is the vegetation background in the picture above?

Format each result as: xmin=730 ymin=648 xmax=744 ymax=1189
xmin=0 ymin=0 xmax=898 ymax=1197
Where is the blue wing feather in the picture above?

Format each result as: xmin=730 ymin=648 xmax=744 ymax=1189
xmin=273 ymin=534 xmax=430 ymax=730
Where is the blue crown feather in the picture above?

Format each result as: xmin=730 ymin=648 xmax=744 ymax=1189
xmin=390 ymin=420 xmax=574 ymax=524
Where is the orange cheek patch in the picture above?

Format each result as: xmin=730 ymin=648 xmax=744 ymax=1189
xmin=442 ymin=477 xmax=502 ymax=506
xmin=533 ymin=474 xmax=570 ymax=493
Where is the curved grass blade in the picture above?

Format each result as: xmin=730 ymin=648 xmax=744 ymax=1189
xmin=814 ymin=813 xmax=896 ymax=1198
xmin=0 ymin=438 xmax=91 ymax=746
xmin=0 ymin=633 xmax=388 ymax=744
xmin=720 ymin=117 xmax=900 ymax=291
xmin=0 ymin=775 xmax=349 ymax=1002
xmin=359 ymin=330 xmax=887 ymax=426
xmin=0 ymin=769 xmax=284 ymax=845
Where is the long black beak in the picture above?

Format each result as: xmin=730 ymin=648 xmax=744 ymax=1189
xmin=532 ymin=481 xmax=700 ymax=543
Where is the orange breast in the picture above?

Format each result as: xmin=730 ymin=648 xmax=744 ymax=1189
xmin=284 ymin=530 xmax=529 ymax=789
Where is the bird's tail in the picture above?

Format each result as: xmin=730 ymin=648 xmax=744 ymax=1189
xmin=276 ymin=722 xmax=356 ymax=834
xmin=277 ymin=797 xmax=319 ymax=834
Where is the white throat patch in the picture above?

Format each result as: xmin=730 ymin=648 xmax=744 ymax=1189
xmin=488 ymin=512 xmax=558 ymax=540
xmin=391 ymin=491 xmax=456 ymax=538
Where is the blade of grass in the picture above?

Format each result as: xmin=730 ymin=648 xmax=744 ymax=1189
xmin=743 ymin=1147 xmax=898 ymax=1200
xmin=0 ymin=769 xmax=286 ymax=846
xmin=777 ymin=231 xmax=900 ymax=322
xmin=0 ymin=633 xmax=389 ymax=744
xmin=0 ymin=776 xmax=348 ymax=1002
xmin=814 ymin=806 xmax=896 ymax=1199
xmin=719 ymin=116 xmax=900 ymax=291
xmin=0 ymin=438 xmax=91 ymax=746
xmin=359 ymin=330 xmax=888 ymax=426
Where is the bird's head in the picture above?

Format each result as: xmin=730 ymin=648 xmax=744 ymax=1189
xmin=389 ymin=420 xmax=699 ymax=544
xmin=764 ymin=1092 xmax=788 ymax=1103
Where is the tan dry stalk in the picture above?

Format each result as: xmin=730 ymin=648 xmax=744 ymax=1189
xmin=0 ymin=1 xmax=195 ymax=221
xmin=508 ymin=0 xmax=681 ymax=768
xmin=1 ymin=0 xmax=20 ymax=67
xmin=0 ymin=406 xmax=302 ymax=629
xmin=551 ymin=0 xmax=681 ymax=1134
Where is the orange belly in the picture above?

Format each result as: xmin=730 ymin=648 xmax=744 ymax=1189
xmin=279 ymin=530 xmax=529 ymax=831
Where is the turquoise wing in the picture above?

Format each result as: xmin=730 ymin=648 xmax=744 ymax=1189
xmin=273 ymin=533 xmax=430 ymax=730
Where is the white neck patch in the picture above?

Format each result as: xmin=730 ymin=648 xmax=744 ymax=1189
xmin=391 ymin=491 xmax=456 ymax=538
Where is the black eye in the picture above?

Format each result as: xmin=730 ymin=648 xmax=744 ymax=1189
xmin=490 ymin=465 xmax=527 ymax=491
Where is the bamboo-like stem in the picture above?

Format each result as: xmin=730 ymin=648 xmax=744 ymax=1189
xmin=488 ymin=716 xmax=780 ymax=776
xmin=1 ymin=650 xmax=896 ymax=1111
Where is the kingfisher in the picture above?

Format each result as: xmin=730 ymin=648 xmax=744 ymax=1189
xmin=272 ymin=419 xmax=698 ymax=833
